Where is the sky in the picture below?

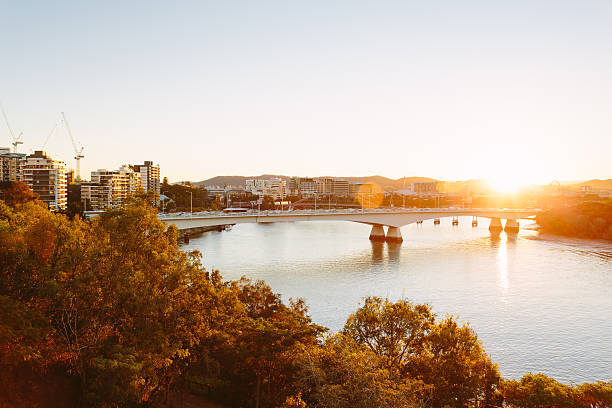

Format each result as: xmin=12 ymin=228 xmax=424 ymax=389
xmin=1 ymin=0 xmax=611 ymax=189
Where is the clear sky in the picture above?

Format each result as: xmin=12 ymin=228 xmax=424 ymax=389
xmin=1 ymin=0 xmax=611 ymax=189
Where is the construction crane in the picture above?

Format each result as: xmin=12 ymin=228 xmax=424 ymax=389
xmin=61 ymin=112 xmax=84 ymax=182
xmin=0 ymin=103 xmax=24 ymax=153
xmin=41 ymin=121 xmax=60 ymax=150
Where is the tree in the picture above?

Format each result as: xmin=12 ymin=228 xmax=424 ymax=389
xmin=502 ymin=373 xmax=612 ymax=408
xmin=0 ymin=181 xmax=39 ymax=207
xmin=0 ymin=197 xmax=222 ymax=406
xmin=288 ymin=333 xmax=425 ymax=408
xmin=344 ymin=297 xmax=434 ymax=368
xmin=187 ymin=277 xmax=326 ymax=408
xmin=410 ymin=317 xmax=501 ymax=407
xmin=344 ymin=297 xmax=501 ymax=408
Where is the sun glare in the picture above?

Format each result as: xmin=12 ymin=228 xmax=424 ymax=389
xmin=488 ymin=175 xmax=531 ymax=194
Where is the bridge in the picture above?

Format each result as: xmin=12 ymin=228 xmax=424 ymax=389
xmin=159 ymin=208 xmax=541 ymax=243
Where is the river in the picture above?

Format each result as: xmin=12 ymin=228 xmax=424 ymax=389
xmin=180 ymin=217 xmax=612 ymax=383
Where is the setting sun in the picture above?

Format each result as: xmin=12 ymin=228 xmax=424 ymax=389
xmin=488 ymin=177 xmax=527 ymax=193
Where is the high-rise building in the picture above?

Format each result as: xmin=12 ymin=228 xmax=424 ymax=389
xmin=133 ymin=161 xmax=160 ymax=205
xmin=0 ymin=147 xmax=26 ymax=182
xmin=82 ymin=166 xmax=142 ymax=210
xmin=20 ymin=151 xmax=67 ymax=211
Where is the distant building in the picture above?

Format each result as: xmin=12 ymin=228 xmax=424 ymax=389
xmin=599 ymin=190 xmax=612 ymax=198
xmin=65 ymin=169 xmax=75 ymax=185
xmin=20 ymin=150 xmax=67 ymax=211
xmin=82 ymin=166 xmax=142 ymax=210
xmin=398 ymin=182 xmax=439 ymax=195
xmin=264 ymin=178 xmax=287 ymax=200
xmin=133 ymin=161 xmax=160 ymax=205
xmin=411 ymin=182 xmax=438 ymax=194
xmin=245 ymin=179 xmax=268 ymax=195
xmin=296 ymin=177 xmax=318 ymax=196
xmin=287 ymin=178 xmax=298 ymax=195
xmin=0 ymin=148 xmax=26 ymax=182
xmin=349 ymin=181 xmax=375 ymax=197
xmin=316 ymin=177 xmax=350 ymax=197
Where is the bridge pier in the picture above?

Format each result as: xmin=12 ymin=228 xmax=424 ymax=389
xmin=504 ymin=219 xmax=519 ymax=233
xmin=385 ymin=226 xmax=403 ymax=243
xmin=489 ymin=218 xmax=503 ymax=233
xmin=369 ymin=225 xmax=386 ymax=242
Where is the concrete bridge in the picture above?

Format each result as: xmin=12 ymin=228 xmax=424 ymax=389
xmin=159 ymin=208 xmax=540 ymax=243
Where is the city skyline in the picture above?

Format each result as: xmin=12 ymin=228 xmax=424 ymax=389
xmin=2 ymin=1 xmax=611 ymax=191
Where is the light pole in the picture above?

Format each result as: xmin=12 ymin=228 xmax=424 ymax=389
xmin=403 ymin=176 xmax=406 ymax=209
xmin=314 ymin=193 xmax=317 ymax=214
xmin=190 ymin=191 xmax=193 ymax=216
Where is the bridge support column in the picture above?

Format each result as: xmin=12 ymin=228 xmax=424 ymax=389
xmin=504 ymin=219 xmax=519 ymax=233
xmin=385 ymin=226 xmax=403 ymax=243
xmin=489 ymin=218 xmax=503 ymax=233
xmin=369 ymin=225 xmax=386 ymax=241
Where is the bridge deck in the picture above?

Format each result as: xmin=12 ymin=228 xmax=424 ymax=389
xmin=160 ymin=208 xmax=541 ymax=230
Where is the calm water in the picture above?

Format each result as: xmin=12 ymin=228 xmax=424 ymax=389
xmin=181 ymin=217 xmax=612 ymax=383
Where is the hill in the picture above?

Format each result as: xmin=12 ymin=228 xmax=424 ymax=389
xmin=193 ymin=175 xmax=290 ymax=188
xmin=576 ymin=179 xmax=612 ymax=190
xmin=193 ymin=175 xmax=438 ymax=190
xmin=345 ymin=176 xmax=437 ymax=190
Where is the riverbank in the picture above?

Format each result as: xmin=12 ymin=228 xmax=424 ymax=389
xmin=536 ymin=202 xmax=612 ymax=240
xmin=177 ymin=225 xmax=231 ymax=243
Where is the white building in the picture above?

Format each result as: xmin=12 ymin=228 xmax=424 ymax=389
xmin=245 ymin=179 xmax=268 ymax=195
xmin=82 ymin=166 xmax=142 ymax=210
xmin=264 ymin=178 xmax=287 ymax=200
xmin=20 ymin=150 xmax=67 ymax=211
xmin=133 ymin=161 xmax=161 ymax=205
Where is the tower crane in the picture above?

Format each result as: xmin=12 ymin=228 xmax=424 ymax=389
xmin=1 ymin=103 xmax=24 ymax=153
xmin=61 ymin=112 xmax=84 ymax=182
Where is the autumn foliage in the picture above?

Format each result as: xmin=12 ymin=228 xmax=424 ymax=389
xmin=1 ymin=184 xmax=610 ymax=408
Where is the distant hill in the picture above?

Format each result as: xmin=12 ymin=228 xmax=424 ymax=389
xmin=345 ymin=176 xmax=437 ymax=190
xmin=193 ymin=174 xmax=437 ymax=190
xmin=576 ymin=179 xmax=612 ymax=190
xmin=193 ymin=175 xmax=290 ymax=188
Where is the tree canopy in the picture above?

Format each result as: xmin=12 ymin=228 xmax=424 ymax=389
xmin=1 ymin=185 xmax=610 ymax=408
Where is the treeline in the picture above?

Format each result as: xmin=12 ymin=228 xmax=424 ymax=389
xmin=1 ymin=183 xmax=611 ymax=408
xmin=161 ymin=179 xmax=210 ymax=211
xmin=538 ymin=202 xmax=612 ymax=240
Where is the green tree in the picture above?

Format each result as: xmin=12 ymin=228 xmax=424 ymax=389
xmin=344 ymin=297 xmax=501 ymax=408
xmin=502 ymin=373 xmax=612 ymax=408
xmin=288 ymin=333 xmax=425 ymax=408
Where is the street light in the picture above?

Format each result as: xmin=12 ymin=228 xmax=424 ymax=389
xmin=190 ymin=191 xmax=193 ymax=216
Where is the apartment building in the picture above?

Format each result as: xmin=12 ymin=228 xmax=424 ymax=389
xmin=133 ymin=161 xmax=161 ymax=205
xmin=82 ymin=166 xmax=142 ymax=210
xmin=0 ymin=147 xmax=26 ymax=182
xmin=264 ymin=178 xmax=287 ymax=200
xmin=20 ymin=150 xmax=67 ymax=211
